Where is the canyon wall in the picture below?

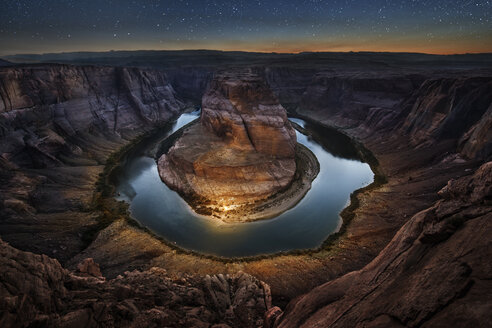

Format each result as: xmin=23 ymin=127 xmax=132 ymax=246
xmin=0 ymin=65 xmax=184 ymax=168
xmin=0 ymin=64 xmax=186 ymax=262
xmin=264 ymin=68 xmax=492 ymax=161
xmin=271 ymin=160 xmax=492 ymax=328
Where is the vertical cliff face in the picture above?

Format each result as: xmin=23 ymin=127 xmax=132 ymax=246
xmin=157 ymin=71 xmax=304 ymax=220
xmin=401 ymin=77 xmax=492 ymax=159
xmin=0 ymin=64 xmax=186 ymax=263
xmin=280 ymin=72 xmax=421 ymax=120
xmin=0 ymin=65 xmax=184 ymax=168
xmin=272 ymin=161 xmax=492 ymax=328
xmin=262 ymin=67 xmax=317 ymax=111
xmin=165 ymin=67 xmax=214 ymax=103
xmin=201 ymin=71 xmax=296 ymax=158
xmin=274 ymin=69 xmax=491 ymax=161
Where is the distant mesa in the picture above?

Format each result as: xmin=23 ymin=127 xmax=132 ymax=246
xmin=157 ymin=70 xmax=318 ymax=222
xmin=0 ymin=59 xmax=13 ymax=67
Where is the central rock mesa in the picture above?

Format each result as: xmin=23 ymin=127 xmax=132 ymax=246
xmin=157 ymin=71 xmax=299 ymax=220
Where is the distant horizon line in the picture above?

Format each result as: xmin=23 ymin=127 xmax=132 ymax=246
xmin=4 ymin=48 xmax=492 ymax=58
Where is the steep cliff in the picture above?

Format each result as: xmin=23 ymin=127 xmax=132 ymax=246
xmin=201 ymin=71 xmax=296 ymax=157
xmin=401 ymin=77 xmax=492 ymax=159
xmin=157 ymin=71 xmax=301 ymax=220
xmin=0 ymin=65 xmax=184 ymax=167
xmin=0 ymin=64 xmax=185 ymax=262
xmin=272 ymin=161 xmax=492 ymax=328
xmin=289 ymin=71 xmax=492 ymax=161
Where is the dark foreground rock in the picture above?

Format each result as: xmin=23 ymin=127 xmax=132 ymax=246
xmin=0 ymin=238 xmax=271 ymax=327
xmin=158 ymin=71 xmax=298 ymax=219
xmin=271 ymin=161 xmax=492 ymax=328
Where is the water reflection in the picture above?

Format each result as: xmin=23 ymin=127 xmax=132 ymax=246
xmin=114 ymin=112 xmax=374 ymax=257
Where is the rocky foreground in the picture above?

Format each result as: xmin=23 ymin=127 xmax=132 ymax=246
xmin=270 ymin=160 xmax=492 ymax=327
xmin=158 ymin=71 xmax=301 ymax=220
xmin=0 ymin=238 xmax=270 ymax=327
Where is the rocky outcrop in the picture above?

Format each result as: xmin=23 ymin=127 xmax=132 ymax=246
xmin=0 ymin=65 xmax=184 ymax=167
xmin=291 ymin=71 xmax=492 ymax=160
xmin=0 ymin=64 xmax=185 ymax=262
xmin=271 ymin=161 xmax=492 ymax=328
xmin=201 ymin=71 xmax=296 ymax=158
xmin=402 ymin=77 xmax=492 ymax=159
xmin=0 ymin=237 xmax=270 ymax=327
xmin=158 ymin=71 xmax=299 ymax=218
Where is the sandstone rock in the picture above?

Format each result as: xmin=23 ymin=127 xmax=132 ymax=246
xmin=76 ymin=258 xmax=103 ymax=278
xmin=0 ymin=64 xmax=185 ymax=262
xmin=201 ymin=71 xmax=296 ymax=158
xmin=401 ymin=77 xmax=492 ymax=159
xmin=1 ymin=55 xmax=491 ymax=328
xmin=263 ymin=306 xmax=283 ymax=328
xmin=0 ymin=239 xmax=270 ymax=328
xmin=275 ymin=161 xmax=492 ymax=328
xmin=158 ymin=71 xmax=297 ymax=214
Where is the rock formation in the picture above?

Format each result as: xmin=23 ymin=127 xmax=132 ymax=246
xmin=0 ymin=64 xmax=185 ymax=262
xmin=158 ymin=71 xmax=299 ymax=218
xmin=270 ymin=161 xmax=492 ymax=328
xmin=0 ymin=238 xmax=270 ymax=327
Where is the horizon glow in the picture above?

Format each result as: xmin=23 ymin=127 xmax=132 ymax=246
xmin=1 ymin=0 xmax=491 ymax=56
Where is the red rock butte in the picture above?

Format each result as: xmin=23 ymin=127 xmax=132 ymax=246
xmin=157 ymin=71 xmax=299 ymax=218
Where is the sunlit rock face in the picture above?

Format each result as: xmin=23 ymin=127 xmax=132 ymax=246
xmin=158 ymin=71 xmax=297 ymax=215
xmin=201 ymin=71 xmax=297 ymax=157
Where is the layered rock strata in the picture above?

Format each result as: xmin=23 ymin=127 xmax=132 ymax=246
xmin=0 ymin=55 xmax=491 ymax=328
xmin=0 ymin=238 xmax=270 ymax=328
xmin=0 ymin=64 xmax=185 ymax=262
xmin=271 ymin=161 xmax=492 ymax=328
xmin=158 ymin=72 xmax=300 ymax=220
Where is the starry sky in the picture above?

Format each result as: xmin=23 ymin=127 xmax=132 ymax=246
xmin=1 ymin=0 xmax=491 ymax=56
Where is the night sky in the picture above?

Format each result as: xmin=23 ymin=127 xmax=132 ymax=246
xmin=1 ymin=0 xmax=491 ymax=56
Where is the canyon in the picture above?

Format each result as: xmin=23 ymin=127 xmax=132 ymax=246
xmin=0 ymin=51 xmax=491 ymax=327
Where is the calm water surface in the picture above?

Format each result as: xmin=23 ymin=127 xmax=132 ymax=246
xmin=115 ymin=112 xmax=373 ymax=257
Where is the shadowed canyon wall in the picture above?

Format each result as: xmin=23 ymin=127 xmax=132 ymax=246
xmin=0 ymin=64 xmax=186 ymax=262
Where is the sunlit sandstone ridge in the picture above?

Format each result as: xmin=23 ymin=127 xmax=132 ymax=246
xmin=157 ymin=71 xmax=305 ymax=220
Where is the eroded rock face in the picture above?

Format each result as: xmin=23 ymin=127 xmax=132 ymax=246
xmin=158 ymin=71 xmax=297 ymax=212
xmin=201 ymin=71 xmax=296 ymax=158
xmin=0 ymin=238 xmax=270 ymax=328
xmin=272 ymin=161 xmax=492 ymax=328
xmin=0 ymin=64 xmax=186 ymax=263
